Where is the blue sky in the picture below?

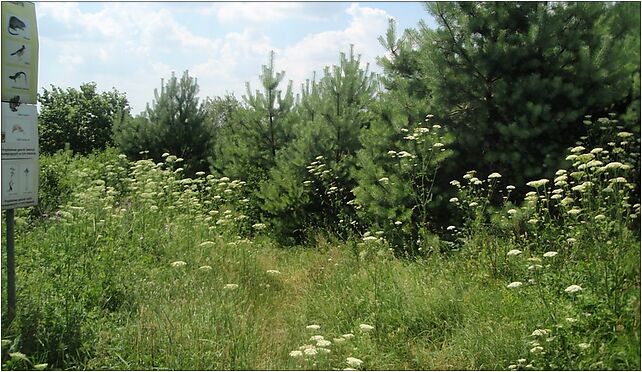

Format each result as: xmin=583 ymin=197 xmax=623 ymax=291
xmin=35 ymin=1 xmax=434 ymax=114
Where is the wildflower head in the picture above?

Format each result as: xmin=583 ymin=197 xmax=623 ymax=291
xmin=289 ymin=350 xmax=303 ymax=358
xmin=346 ymin=357 xmax=364 ymax=368
xmin=170 ymin=261 xmax=187 ymax=268
xmin=359 ymin=323 xmax=374 ymax=332
xmin=526 ymin=179 xmax=549 ymax=189
xmin=507 ymin=281 xmax=523 ymax=289
xmin=223 ymin=283 xmax=239 ymax=290
xmin=506 ymin=249 xmax=522 ymax=257
xmin=306 ymin=324 xmax=321 ymax=330
xmin=543 ymin=251 xmax=558 ymax=258
xmin=565 ymin=284 xmax=582 ymax=294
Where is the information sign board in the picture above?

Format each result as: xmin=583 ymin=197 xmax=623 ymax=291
xmin=1 ymin=1 xmax=38 ymax=104
xmin=1 ymin=102 xmax=38 ymax=208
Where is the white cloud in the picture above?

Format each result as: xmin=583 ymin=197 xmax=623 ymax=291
xmin=209 ymin=2 xmax=335 ymax=24
xmin=36 ymin=2 xmax=397 ymax=112
xmin=276 ymin=4 xmax=391 ymax=88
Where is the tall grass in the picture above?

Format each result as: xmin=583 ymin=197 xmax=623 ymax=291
xmin=1 ymin=117 xmax=639 ymax=370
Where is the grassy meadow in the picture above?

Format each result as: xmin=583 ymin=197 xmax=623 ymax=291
xmin=1 ymin=117 xmax=640 ymax=370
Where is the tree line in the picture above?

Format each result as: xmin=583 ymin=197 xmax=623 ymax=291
xmin=37 ymin=2 xmax=640 ymax=250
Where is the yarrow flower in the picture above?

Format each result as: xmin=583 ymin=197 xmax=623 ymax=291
xmin=289 ymin=350 xmax=303 ymax=357
xmin=446 ymin=225 xmax=456 ymax=231
xmin=578 ymin=342 xmax=591 ymax=350
xmin=543 ymin=251 xmax=558 ymax=258
xmin=310 ymin=335 xmax=325 ymax=342
xmin=346 ymin=357 xmax=364 ymax=368
xmin=488 ymin=172 xmax=502 ymax=179
xmin=507 ymin=281 xmax=523 ymax=289
xmin=199 ymin=265 xmax=212 ymax=271
xmin=317 ymin=339 xmax=332 ymax=347
xmin=304 ymin=348 xmax=318 ymax=356
xmin=530 ymin=346 xmax=544 ymax=354
xmin=342 ymin=333 xmax=355 ymax=339
xmin=170 ymin=261 xmax=187 ymax=268
xmin=531 ymin=329 xmax=548 ymax=337
xmin=565 ymin=284 xmax=582 ymax=294
xmin=359 ymin=324 xmax=374 ymax=332
xmin=306 ymin=324 xmax=321 ymax=330
xmin=223 ymin=283 xmax=239 ymax=290
xmin=526 ymin=179 xmax=549 ymax=189
xmin=506 ymin=249 xmax=522 ymax=257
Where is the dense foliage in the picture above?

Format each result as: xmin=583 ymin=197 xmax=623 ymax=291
xmin=38 ymin=82 xmax=128 ymax=155
xmin=113 ymin=71 xmax=212 ymax=175
xmin=3 ymin=4 xmax=639 ymax=368
xmin=418 ymin=1 xmax=641 ymax=193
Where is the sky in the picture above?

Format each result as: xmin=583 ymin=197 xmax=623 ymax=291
xmin=35 ymin=1 xmax=435 ymax=114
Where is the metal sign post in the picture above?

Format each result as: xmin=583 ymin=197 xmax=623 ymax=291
xmin=1 ymin=1 xmax=39 ymax=325
xmin=6 ymin=209 xmax=16 ymax=322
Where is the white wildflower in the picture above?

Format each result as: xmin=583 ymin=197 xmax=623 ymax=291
xmin=543 ymin=251 xmax=558 ymax=258
xmin=531 ymin=329 xmax=548 ymax=337
xmin=223 ymin=283 xmax=239 ymax=290
xmin=530 ymin=346 xmax=544 ymax=354
xmin=359 ymin=324 xmax=374 ymax=332
xmin=507 ymin=281 xmax=523 ymax=289
xmin=199 ymin=265 xmax=212 ymax=271
xmin=170 ymin=261 xmax=187 ymax=268
xmin=317 ymin=339 xmax=332 ymax=347
xmin=488 ymin=172 xmax=502 ymax=179
xmin=304 ymin=348 xmax=318 ymax=356
xmin=266 ymin=270 xmax=281 ymax=275
xmin=310 ymin=335 xmax=325 ymax=342
xmin=565 ymin=284 xmax=582 ymax=294
xmin=289 ymin=350 xmax=303 ymax=357
xmin=346 ymin=357 xmax=364 ymax=368
xmin=578 ymin=342 xmax=591 ymax=350
xmin=506 ymin=249 xmax=522 ymax=257
xmin=526 ymin=179 xmax=549 ymax=188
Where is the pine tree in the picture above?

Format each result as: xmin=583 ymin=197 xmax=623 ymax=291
xmin=419 ymin=2 xmax=640 ymax=194
xmin=113 ymin=70 xmax=211 ymax=175
xmin=260 ymin=46 xmax=378 ymax=243
xmin=353 ymin=19 xmax=454 ymax=253
xmin=212 ymin=51 xmax=296 ymax=183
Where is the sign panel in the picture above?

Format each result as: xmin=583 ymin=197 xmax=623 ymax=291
xmin=1 ymin=1 xmax=38 ymax=104
xmin=1 ymin=102 xmax=38 ymax=208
